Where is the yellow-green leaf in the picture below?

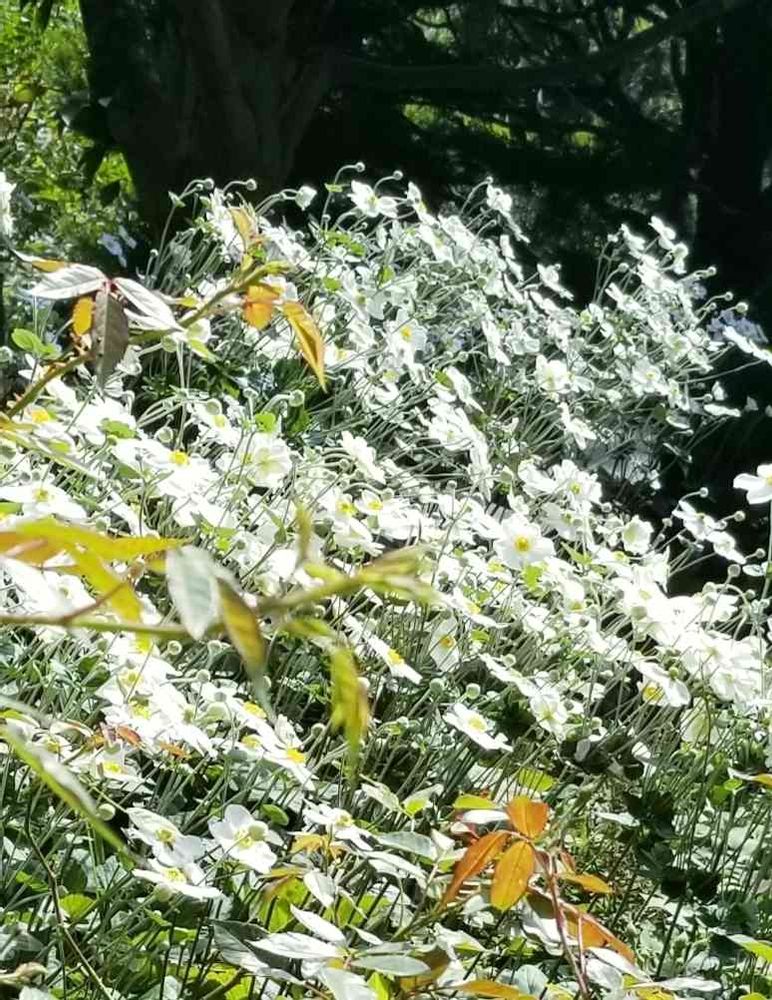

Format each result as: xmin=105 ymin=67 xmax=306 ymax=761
xmin=329 ymin=646 xmax=369 ymax=759
xmin=15 ymin=518 xmax=183 ymax=561
xmin=217 ymin=579 xmax=266 ymax=672
xmin=454 ymin=980 xmax=534 ymax=1000
xmin=72 ymin=296 xmax=94 ymax=337
xmin=66 ymin=547 xmax=143 ymax=622
xmin=243 ymin=284 xmax=279 ymax=330
xmin=282 ymin=300 xmax=326 ymax=390
xmin=490 ymin=839 xmax=535 ymax=911
xmin=453 ymin=794 xmax=497 ymax=811
xmin=559 ymin=871 xmax=613 ymax=895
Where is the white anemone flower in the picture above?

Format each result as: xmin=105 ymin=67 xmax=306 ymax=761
xmin=734 ymin=464 xmax=772 ymax=504
xmin=133 ymin=859 xmax=222 ymax=900
xmin=208 ymin=804 xmax=277 ymax=873
xmin=494 ymin=514 xmax=555 ymax=569
xmin=443 ymin=703 xmax=511 ymax=752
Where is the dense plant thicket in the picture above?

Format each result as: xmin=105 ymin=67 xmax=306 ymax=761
xmin=0 ymin=167 xmax=770 ymax=1000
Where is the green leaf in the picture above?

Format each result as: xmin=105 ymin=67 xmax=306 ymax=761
xmin=453 ymin=794 xmax=497 ymax=811
xmin=353 ymin=955 xmax=430 ymax=976
xmin=165 ymin=546 xmax=220 ymax=639
xmin=59 ymin=893 xmax=95 ymax=921
xmin=11 ymin=327 xmax=60 ymax=360
xmin=0 ymin=727 xmax=127 ymax=855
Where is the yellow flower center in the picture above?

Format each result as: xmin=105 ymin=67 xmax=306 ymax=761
xmin=242 ymin=734 xmax=262 ymax=751
xmin=170 ymin=450 xmax=189 ymax=467
xmin=286 ymin=747 xmax=306 ymax=764
xmin=243 ymin=701 xmax=266 ymax=718
xmin=514 ymin=536 xmax=532 ymax=553
xmin=29 ymin=407 xmax=51 ymax=424
xmin=386 ymin=649 xmax=405 ymax=666
xmin=33 ymin=487 xmax=51 ymax=502
xmin=401 ymin=327 xmax=413 ymax=341
xmin=165 ymin=867 xmax=185 ymax=882
xmin=103 ymin=761 xmax=124 ymax=775
xmin=337 ymin=500 xmax=355 ymax=516
xmin=157 ymin=828 xmax=175 ymax=844
xmin=467 ymin=714 xmax=487 ymax=732
xmin=439 ymin=635 xmax=456 ymax=650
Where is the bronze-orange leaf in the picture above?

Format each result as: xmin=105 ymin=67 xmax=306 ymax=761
xmin=506 ymin=796 xmax=549 ymax=839
xmin=490 ymin=839 xmax=535 ymax=911
xmin=441 ymin=830 xmax=509 ymax=908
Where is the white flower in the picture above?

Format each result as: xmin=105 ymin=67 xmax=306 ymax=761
xmin=349 ymin=180 xmax=398 ymax=219
xmin=635 ymin=660 xmax=691 ymax=708
xmin=428 ymin=617 xmax=460 ymax=672
xmin=304 ymin=803 xmax=372 ymax=852
xmin=528 ymin=688 xmax=569 ymax=739
xmin=0 ymin=171 xmax=15 ymax=240
xmin=133 ymin=859 xmax=222 ymax=900
xmin=621 ymin=516 xmax=654 ymax=555
xmin=494 ymin=514 xmax=555 ymax=569
xmin=535 ymin=355 xmax=570 ymax=395
xmin=127 ymin=808 xmax=205 ymax=865
xmin=340 ymin=431 xmax=385 ymax=483
xmin=444 ymin=703 xmax=511 ymax=752
xmin=222 ymin=434 xmax=293 ymax=489
xmin=734 ymin=464 xmax=772 ymax=504
xmin=209 ymin=804 xmax=277 ymax=873
xmin=295 ymin=185 xmax=317 ymax=210
xmin=0 ymin=481 xmax=87 ymax=521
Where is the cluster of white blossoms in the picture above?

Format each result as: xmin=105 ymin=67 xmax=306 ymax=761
xmin=0 ymin=171 xmax=770 ymax=1000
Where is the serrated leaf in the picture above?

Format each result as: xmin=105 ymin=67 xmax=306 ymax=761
xmin=92 ymin=288 xmax=129 ymax=387
xmin=165 ymin=546 xmax=220 ymax=639
xmin=490 ymin=839 xmax=534 ymax=911
xmin=27 ymin=263 xmax=105 ymax=300
xmin=441 ymin=830 xmax=508 ymax=908
xmin=559 ymin=871 xmax=613 ymax=894
xmin=283 ymin=300 xmax=326 ymax=390
xmin=72 ymin=296 xmax=94 ymax=337
xmin=506 ymin=796 xmax=549 ymax=839
xmin=243 ymin=284 xmax=279 ymax=330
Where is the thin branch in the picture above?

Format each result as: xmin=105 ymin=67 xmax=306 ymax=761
xmin=333 ymin=0 xmax=750 ymax=96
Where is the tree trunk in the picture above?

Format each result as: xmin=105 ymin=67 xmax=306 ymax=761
xmin=690 ymin=1 xmax=772 ymax=302
xmin=77 ymin=0 xmax=332 ymax=231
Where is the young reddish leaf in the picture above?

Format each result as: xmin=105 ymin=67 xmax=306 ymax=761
xmin=72 ymin=297 xmax=94 ymax=337
xmin=282 ymin=300 xmax=326 ymax=390
xmin=568 ymin=909 xmax=634 ymax=962
xmin=441 ymin=830 xmax=508 ymax=908
xmin=243 ymin=283 xmax=279 ymax=330
xmin=506 ymin=796 xmax=549 ymax=839
xmin=559 ymin=871 xmax=613 ymax=895
xmin=490 ymin=839 xmax=535 ymax=911
xmin=454 ymin=980 xmax=533 ymax=1000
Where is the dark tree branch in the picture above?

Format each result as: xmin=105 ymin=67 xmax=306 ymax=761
xmin=333 ymin=0 xmax=751 ymax=96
